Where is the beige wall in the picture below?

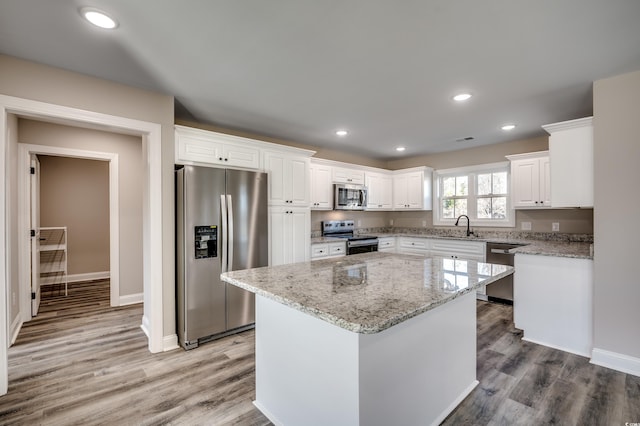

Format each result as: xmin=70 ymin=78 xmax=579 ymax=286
xmin=20 ymin=120 xmax=143 ymax=296
xmin=0 ymin=54 xmax=175 ymax=336
xmin=593 ymin=70 xmax=640 ymax=359
xmin=385 ymin=136 xmax=549 ymax=170
xmin=176 ymin=119 xmax=388 ymax=169
xmin=38 ymin=156 xmax=110 ymax=276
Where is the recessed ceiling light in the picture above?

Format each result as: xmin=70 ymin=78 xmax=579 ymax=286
xmin=501 ymin=124 xmax=516 ymax=131
xmin=335 ymin=130 xmax=348 ymax=137
xmin=453 ymin=93 xmax=472 ymax=102
xmin=80 ymin=7 xmax=118 ymax=29
xmin=396 ymin=146 xmax=406 ymax=152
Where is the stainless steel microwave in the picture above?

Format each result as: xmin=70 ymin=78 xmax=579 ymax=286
xmin=334 ymin=184 xmax=367 ymax=210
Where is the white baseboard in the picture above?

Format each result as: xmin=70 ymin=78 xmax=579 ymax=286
xmin=431 ymin=380 xmax=479 ymax=426
xmin=67 ymin=271 xmax=110 ymax=283
xmin=163 ymin=334 xmax=179 ymax=352
xmin=41 ymin=271 xmax=110 ymax=286
xmin=118 ymin=292 xmax=143 ymax=306
xmin=591 ymin=347 xmax=640 ymax=378
xmin=9 ymin=315 xmax=23 ymax=346
xmin=522 ymin=336 xmax=591 ymax=358
xmin=140 ymin=315 xmax=150 ymax=338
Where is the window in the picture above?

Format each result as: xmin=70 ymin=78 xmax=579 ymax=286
xmin=434 ymin=162 xmax=514 ymax=227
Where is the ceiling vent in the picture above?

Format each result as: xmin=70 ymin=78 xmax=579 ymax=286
xmin=455 ymin=136 xmax=475 ymax=142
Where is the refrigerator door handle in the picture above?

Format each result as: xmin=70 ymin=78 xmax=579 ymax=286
xmin=227 ymin=194 xmax=234 ymax=271
xmin=220 ymin=194 xmax=228 ymax=273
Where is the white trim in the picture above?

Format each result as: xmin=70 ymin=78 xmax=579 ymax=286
xmin=119 ymin=292 xmax=143 ymax=306
xmin=163 ymin=334 xmax=179 ymax=352
xmin=1 ymin=94 xmax=165 ymax=397
xmin=67 ymin=271 xmax=111 ymax=283
xmin=9 ymin=315 xmax=22 ymax=346
xmin=591 ymin=347 xmax=640 ymax=378
xmin=542 ymin=116 xmax=593 ymax=134
xmin=522 ymin=336 xmax=591 ymax=358
xmin=433 ymin=162 xmax=515 ymax=228
xmin=18 ymin=144 xmax=120 ymax=315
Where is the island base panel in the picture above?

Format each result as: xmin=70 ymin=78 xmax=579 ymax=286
xmin=254 ymin=293 xmax=477 ymax=426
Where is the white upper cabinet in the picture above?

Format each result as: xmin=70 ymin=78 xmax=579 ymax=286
xmin=543 ymin=117 xmax=594 ymax=208
xmin=507 ymin=151 xmax=550 ymax=208
xmin=310 ymin=162 xmax=333 ymax=209
xmin=392 ymin=167 xmax=433 ymax=210
xmin=365 ymin=172 xmax=393 ymax=210
xmin=175 ymin=125 xmax=261 ymax=170
xmin=264 ymin=151 xmax=310 ymax=207
xmin=332 ymin=167 xmax=365 ymax=185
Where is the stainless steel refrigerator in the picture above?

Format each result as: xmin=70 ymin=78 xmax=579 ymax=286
xmin=176 ymin=165 xmax=268 ymax=350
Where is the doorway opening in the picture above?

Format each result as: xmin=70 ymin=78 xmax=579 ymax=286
xmin=1 ymin=94 xmax=167 ymax=396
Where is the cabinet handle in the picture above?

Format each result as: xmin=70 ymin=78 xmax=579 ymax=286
xmin=219 ymin=157 xmax=223 ymax=161
xmin=224 ymin=158 xmax=228 ymax=161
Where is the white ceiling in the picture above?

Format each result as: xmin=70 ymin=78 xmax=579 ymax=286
xmin=1 ymin=1 xmax=640 ymax=160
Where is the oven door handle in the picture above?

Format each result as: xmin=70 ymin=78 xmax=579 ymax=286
xmin=348 ymin=239 xmax=379 ymax=248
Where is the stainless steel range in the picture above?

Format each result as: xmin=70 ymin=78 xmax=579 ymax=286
xmin=321 ymin=220 xmax=378 ymax=255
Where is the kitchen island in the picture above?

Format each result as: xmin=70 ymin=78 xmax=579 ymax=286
xmin=221 ymin=252 xmax=513 ymax=426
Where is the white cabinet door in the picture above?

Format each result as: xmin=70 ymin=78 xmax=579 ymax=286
xmin=269 ymin=207 xmax=310 ymax=266
xmin=264 ymin=151 xmax=310 ymax=206
xmin=392 ymin=169 xmax=432 ymax=210
xmin=175 ymin=126 xmax=260 ymax=169
xmin=544 ymin=117 xmax=594 ymax=208
xmin=366 ymin=172 xmax=393 ymax=210
xmin=310 ymin=163 xmax=333 ymax=209
xmin=332 ymin=167 xmax=365 ymax=185
xmin=508 ymin=153 xmax=550 ymax=208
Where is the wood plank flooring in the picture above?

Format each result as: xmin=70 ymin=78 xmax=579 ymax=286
xmin=1 ymin=281 xmax=638 ymax=425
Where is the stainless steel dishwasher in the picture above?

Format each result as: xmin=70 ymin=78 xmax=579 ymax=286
xmin=485 ymin=242 xmax=524 ymax=304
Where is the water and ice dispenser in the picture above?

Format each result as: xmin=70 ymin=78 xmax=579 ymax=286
xmin=194 ymin=225 xmax=217 ymax=259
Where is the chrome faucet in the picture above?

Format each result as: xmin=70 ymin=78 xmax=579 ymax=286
xmin=455 ymin=215 xmax=474 ymax=237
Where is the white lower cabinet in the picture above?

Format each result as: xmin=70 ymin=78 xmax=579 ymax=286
xmin=377 ymin=236 xmax=396 ymax=253
xmin=269 ymin=207 xmax=310 ymax=266
xmin=397 ymin=237 xmax=430 ymax=255
xmin=429 ymin=239 xmax=485 ymax=261
xmin=311 ymin=241 xmax=347 ymax=260
xmin=513 ymin=253 xmax=593 ymax=357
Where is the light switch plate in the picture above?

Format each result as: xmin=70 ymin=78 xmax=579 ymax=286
xmin=521 ymin=221 xmax=532 ymax=231
xmin=422 ymin=220 xmax=427 ymax=227
xmin=552 ymin=222 xmax=560 ymax=232
xmin=357 ymin=220 xmax=361 ymax=227
xmin=390 ymin=219 xmax=394 ymax=226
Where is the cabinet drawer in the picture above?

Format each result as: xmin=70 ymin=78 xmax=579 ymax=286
xmin=399 ymin=238 xmax=428 ymax=249
xmin=429 ymin=240 xmax=485 ymax=257
xmin=329 ymin=242 xmax=346 ymax=256
xmin=378 ymin=237 xmax=396 ymax=249
xmin=311 ymin=244 xmax=329 ymax=259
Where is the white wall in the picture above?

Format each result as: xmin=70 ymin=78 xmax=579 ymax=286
xmin=593 ymin=70 xmax=640 ymax=362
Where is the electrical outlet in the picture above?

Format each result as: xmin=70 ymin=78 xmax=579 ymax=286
xmin=521 ymin=221 xmax=532 ymax=231
xmin=390 ymin=219 xmax=394 ymax=226
xmin=357 ymin=220 xmax=361 ymax=227
xmin=422 ymin=220 xmax=427 ymax=227
xmin=552 ymin=222 xmax=560 ymax=232
xmin=12 ymin=292 xmax=16 ymax=305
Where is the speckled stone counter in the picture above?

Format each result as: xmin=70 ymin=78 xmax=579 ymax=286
xmin=221 ymin=251 xmax=513 ymax=334
xmin=223 ymin=252 xmax=503 ymax=424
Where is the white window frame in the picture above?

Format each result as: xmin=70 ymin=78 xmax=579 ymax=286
xmin=433 ymin=161 xmax=515 ymax=228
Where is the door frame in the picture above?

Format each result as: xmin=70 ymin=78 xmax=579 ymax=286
xmin=1 ymin=94 xmax=165 ymax=396
xmin=19 ymin=144 xmax=120 ymax=319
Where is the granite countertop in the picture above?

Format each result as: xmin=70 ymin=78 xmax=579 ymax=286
xmin=310 ymin=236 xmax=347 ymax=244
xmin=221 ymin=252 xmax=513 ymax=334
xmin=310 ymin=232 xmax=593 ymax=259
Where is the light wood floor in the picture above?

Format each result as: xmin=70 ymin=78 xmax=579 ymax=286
xmin=1 ymin=281 xmax=638 ymax=425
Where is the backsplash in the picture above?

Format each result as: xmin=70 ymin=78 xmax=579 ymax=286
xmin=312 ymin=226 xmax=593 ymax=243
